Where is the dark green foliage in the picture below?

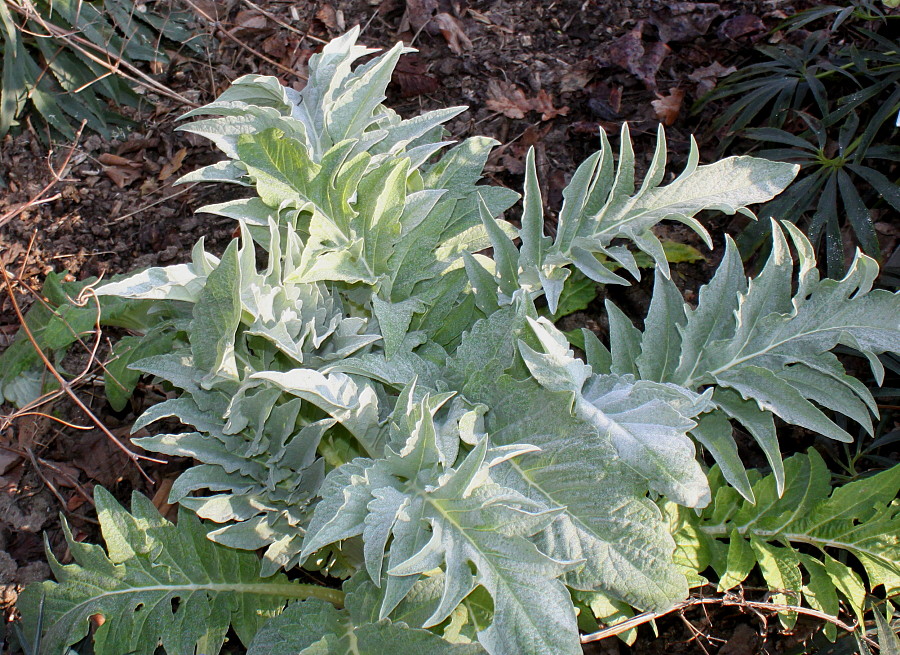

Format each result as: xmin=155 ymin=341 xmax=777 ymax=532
xmin=0 ymin=0 xmax=208 ymax=140
xmin=696 ymin=4 xmax=900 ymax=275
xmin=18 ymin=487 xmax=345 ymax=655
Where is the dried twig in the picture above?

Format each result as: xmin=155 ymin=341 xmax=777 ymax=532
xmin=0 ymin=264 xmax=165 ymax=483
xmin=0 ymin=442 xmax=96 ymax=510
xmin=182 ymin=0 xmax=308 ymax=80
xmin=579 ymin=593 xmax=880 ymax=649
xmin=105 ymin=183 xmax=199 ymax=225
xmin=240 ymin=0 xmax=305 ymax=37
xmin=0 ymin=121 xmax=85 ymax=229
xmin=0 ymin=259 xmax=130 ymax=406
xmin=25 ymin=446 xmax=69 ymax=510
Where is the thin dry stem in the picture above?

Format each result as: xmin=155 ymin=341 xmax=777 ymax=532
xmin=0 ymin=121 xmax=84 ymax=229
xmin=0 ymin=263 xmax=165 ymax=483
xmin=580 ymin=593 xmax=880 ymax=650
xmin=182 ymin=0 xmax=309 ymax=80
xmin=5 ymin=1 xmax=197 ymax=107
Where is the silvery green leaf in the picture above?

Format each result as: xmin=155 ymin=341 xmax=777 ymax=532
xmin=424 ymin=137 xmax=502 ymax=195
xmin=605 ymin=300 xmax=641 ymax=377
xmin=690 ymin=410 xmax=752 ymax=503
xmin=246 ymin=599 xmax=345 ymax=655
xmin=445 ymin=305 xmax=527 ymax=397
xmin=386 ymin=448 xmax=581 ymax=655
xmin=236 ymin=128 xmax=321 ymax=209
xmin=187 ymin=74 xmax=294 ymax=114
xmin=363 ymin=487 xmax=410 ymax=585
xmin=197 ymin=197 xmax=276 ymax=228
xmin=484 ymin=375 xmax=689 ymax=610
xmin=578 ymin=375 xmax=709 ymax=507
xmin=672 ymin=238 xmax=745 ymax=385
xmin=96 ymin=240 xmax=219 ymax=302
xmin=521 ymin=318 xmax=709 ymax=507
xmin=582 ymin=328 xmax=612 ymax=374
xmin=518 ymin=317 xmax=592 ymax=394
xmin=303 ymin=392 xmax=581 ymax=655
xmin=462 ymin=252 xmax=501 ymax=315
xmin=177 ymin=106 xmax=308 ymax=158
xmin=524 ymin=124 xmax=798 ymax=297
xmin=685 ymin=223 xmax=899 ymax=389
xmin=374 ymin=107 xmax=467 ymax=156
xmin=247 ymin=599 xmax=485 ymax=655
xmin=713 ymin=388 xmax=784 ymax=495
xmin=95 ymin=263 xmax=205 ymax=301
xmin=325 ymin=347 xmax=443 ymax=389
xmin=191 ymin=239 xmax=242 ymax=385
xmin=607 ymin=222 xmax=899 ymax=497
xmin=715 ymin=366 xmax=852 ymax=443
xmin=636 ymin=269 xmax=687 ymax=383
xmin=326 ymin=41 xmax=409 ymax=142
xmin=517 ymin=149 xmax=551 ymax=289
xmin=132 ymin=396 xmax=226 ymax=437
xmin=17 ymin=489 xmax=318 ymax=655
xmin=176 ymin=159 xmax=250 ymax=185
xmin=477 ymin=195 xmax=519 ymax=296
xmin=253 ymin=369 xmax=383 ymax=457
xmin=134 ymin=432 xmax=267 ymax=478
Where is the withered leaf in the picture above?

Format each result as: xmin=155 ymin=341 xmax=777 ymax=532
xmin=393 ymin=55 xmax=441 ymax=97
xmin=486 ymin=79 xmax=531 ymax=119
xmin=608 ymin=23 xmax=669 ymax=90
xmin=159 ymin=148 xmax=188 ymax=181
xmin=649 ymin=3 xmax=723 ymax=43
xmin=531 ymin=89 xmax=569 ymax=121
xmin=718 ymin=14 xmax=766 ymax=40
xmin=486 ymin=80 xmax=567 ymax=121
xmin=434 ymin=12 xmax=472 ymax=54
xmin=689 ymin=61 xmax=737 ymax=94
xmin=651 ymin=88 xmax=685 ymax=126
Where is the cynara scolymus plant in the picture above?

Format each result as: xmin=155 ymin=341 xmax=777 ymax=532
xmin=16 ymin=27 xmax=900 ymax=655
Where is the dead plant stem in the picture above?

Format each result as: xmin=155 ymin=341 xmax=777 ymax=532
xmin=0 ymin=264 xmax=164 ymax=483
xmin=579 ymin=594 xmax=879 ymax=649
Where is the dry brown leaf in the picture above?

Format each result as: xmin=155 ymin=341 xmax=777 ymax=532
xmin=261 ymin=34 xmax=288 ymax=58
xmin=532 ymin=89 xmax=569 ymax=121
xmin=689 ymin=61 xmax=737 ymax=94
xmin=434 ymin=12 xmax=472 ymax=54
xmin=607 ymin=22 xmax=669 ymax=90
xmin=402 ymin=0 xmax=439 ymax=32
xmin=393 ymin=55 xmax=440 ymax=97
xmin=560 ymin=61 xmax=595 ymax=94
xmin=718 ymin=14 xmax=766 ymax=40
xmin=158 ymin=148 xmax=188 ymax=181
xmin=98 ymin=153 xmax=136 ymax=167
xmin=486 ymin=79 xmax=531 ymax=119
xmin=232 ymin=9 xmax=267 ymax=32
xmin=0 ymin=451 xmax=20 ymax=476
xmin=316 ymin=4 xmax=345 ymax=32
xmin=487 ymin=80 xmax=569 ymax=121
xmin=648 ymin=3 xmax=723 ymax=43
xmin=651 ymin=88 xmax=685 ymax=126
xmin=102 ymin=163 xmax=142 ymax=188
